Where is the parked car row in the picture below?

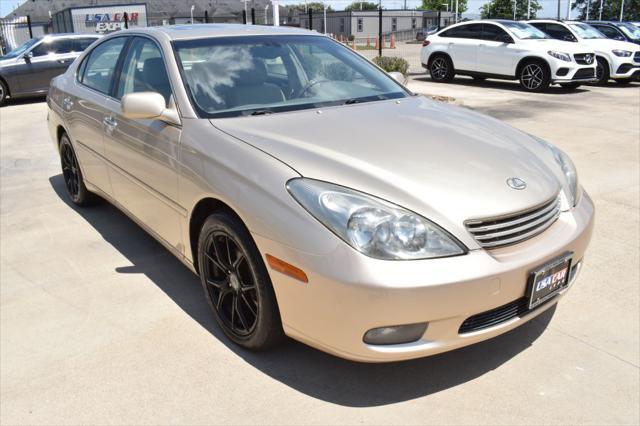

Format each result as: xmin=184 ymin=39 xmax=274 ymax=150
xmin=421 ymin=19 xmax=640 ymax=92
xmin=0 ymin=33 xmax=101 ymax=106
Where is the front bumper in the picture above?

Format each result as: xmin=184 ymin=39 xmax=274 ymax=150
xmin=552 ymin=65 xmax=598 ymax=84
xmin=611 ymin=63 xmax=640 ymax=79
xmin=255 ymin=192 xmax=595 ymax=362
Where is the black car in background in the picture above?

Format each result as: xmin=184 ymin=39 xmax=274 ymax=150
xmin=0 ymin=34 xmax=100 ymax=106
xmin=585 ymin=21 xmax=640 ymax=45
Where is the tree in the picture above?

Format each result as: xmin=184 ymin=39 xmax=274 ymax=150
xmin=572 ymin=0 xmax=640 ymax=20
xmin=480 ymin=0 xmax=542 ymax=19
xmin=345 ymin=2 xmax=380 ymax=11
xmin=419 ymin=0 xmax=468 ymax=14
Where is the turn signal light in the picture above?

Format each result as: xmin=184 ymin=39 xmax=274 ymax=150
xmin=266 ymin=254 xmax=308 ymax=283
xmin=422 ymin=39 xmax=431 ymax=47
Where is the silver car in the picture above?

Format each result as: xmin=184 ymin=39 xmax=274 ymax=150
xmin=47 ymin=24 xmax=594 ymax=362
xmin=0 ymin=34 xmax=100 ymax=105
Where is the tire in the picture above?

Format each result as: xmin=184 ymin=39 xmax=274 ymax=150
xmin=197 ymin=212 xmax=284 ymax=350
xmin=59 ymin=133 xmax=95 ymax=206
xmin=429 ymin=55 xmax=454 ymax=83
xmin=518 ymin=60 xmax=550 ymax=92
xmin=0 ymin=79 xmax=7 ymax=106
xmin=560 ymin=82 xmax=581 ymax=90
xmin=594 ymin=57 xmax=610 ymax=85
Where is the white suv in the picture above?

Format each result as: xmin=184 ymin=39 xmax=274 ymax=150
xmin=527 ymin=20 xmax=640 ymax=84
xmin=421 ymin=20 xmax=598 ymax=92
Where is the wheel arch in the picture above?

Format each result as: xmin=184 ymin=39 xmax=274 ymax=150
xmin=188 ymin=197 xmax=249 ymax=273
xmin=0 ymin=75 xmax=9 ymax=96
xmin=595 ymin=54 xmax=611 ymax=71
xmin=515 ymin=56 xmax=551 ymax=78
xmin=427 ymin=50 xmax=453 ymax=67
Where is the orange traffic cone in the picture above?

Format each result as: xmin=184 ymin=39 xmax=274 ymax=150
xmin=374 ymin=36 xmax=379 ymax=50
xmin=390 ymin=33 xmax=396 ymax=49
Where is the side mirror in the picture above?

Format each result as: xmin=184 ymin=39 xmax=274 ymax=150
xmin=23 ymin=51 xmax=33 ymax=62
xmin=615 ymin=35 xmax=625 ymax=41
xmin=499 ymin=34 xmax=514 ymax=43
xmin=562 ymin=34 xmax=576 ymax=42
xmin=389 ymin=71 xmax=407 ymax=85
xmin=121 ymin=92 xmax=180 ymax=126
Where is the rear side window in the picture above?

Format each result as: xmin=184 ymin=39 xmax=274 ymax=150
xmin=440 ymin=24 xmax=483 ymax=39
xmin=80 ymin=37 xmax=127 ymax=95
xmin=543 ymin=23 xmax=576 ymax=41
xmin=74 ymin=38 xmax=99 ymax=51
xmin=31 ymin=38 xmax=75 ymax=56
xmin=116 ymin=37 xmax=172 ymax=105
xmin=593 ymin=25 xmax=622 ymax=38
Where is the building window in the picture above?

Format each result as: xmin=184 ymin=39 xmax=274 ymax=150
xmin=411 ymin=18 xmax=416 ymax=30
xmin=340 ymin=18 xmax=345 ymax=33
xmin=391 ymin=17 xmax=397 ymax=32
xmin=357 ymin=17 xmax=363 ymax=32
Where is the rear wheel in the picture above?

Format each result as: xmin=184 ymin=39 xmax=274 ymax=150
xmin=59 ymin=133 xmax=95 ymax=206
xmin=0 ymin=80 xmax=7 ymax=106
xmin=518 ymin=61 xmax=550 ymax=92
xmin=560 ymin=82 xmax=581 ymax=90
xmin=429 ymin=55 xmax=454 ymax=83
xmin=197 ymin=212 xmax=284 ymax=350
xmin=594 ymin=57 xmax=610 ymax=85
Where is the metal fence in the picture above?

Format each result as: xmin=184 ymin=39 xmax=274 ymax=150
xmin=0 ymin=16 xmax=52 ymax=55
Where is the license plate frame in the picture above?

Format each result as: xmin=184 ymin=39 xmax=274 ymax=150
xmin=527 ymin=252 xmax=573 ymax=310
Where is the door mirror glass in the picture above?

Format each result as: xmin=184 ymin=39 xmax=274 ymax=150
xmin=121 ymin=92 xmax=180 ymax=125
xmin=23 ymin=51 xmax=33 ymax=62
xmin=562 ymin=34 xmax=576 ymax=42
xmin=499 ymin=34 xmax=513 ymax=43
xmin=388 ymin=71 xmax=407 ymax=85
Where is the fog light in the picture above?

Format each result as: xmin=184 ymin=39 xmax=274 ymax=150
xmin=556 ymin=68 xmax=569 ymax=76
xmin=363 ymin=323 xmax=428 ymax=345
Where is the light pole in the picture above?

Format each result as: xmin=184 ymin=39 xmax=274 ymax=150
xmin=598 ymin=0 xmax=603 ymax=19
xmin=566 ymin=0 xmax=572 ymax=20
xmin=324 ymin=1 xmax=327 ymax=33
xmin=272 ymin=0 xmax=280 ymax=27
xmin=527 ymin=0 xmax=531 ymax=19
xmin=455 ymin=0 xmax=458 ymax=22
xmin=264 ymin=4 xmax=269 ymax=24
xmin=619 ymin=0 xmax=624 ymax=21
xmin=513 ymin=0 xmax=517 ymax=20
xmin=190 ymin=5 xmax=195 ymax=23
xmin=586 ymin=0 xmax=590 ymax=19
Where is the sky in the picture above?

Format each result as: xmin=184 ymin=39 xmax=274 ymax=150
xmin=0 ymin=0 xmax=572 ymax=21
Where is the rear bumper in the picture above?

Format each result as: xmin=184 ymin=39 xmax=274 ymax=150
xmin=256 ymin=192 xmax=595 ymax=362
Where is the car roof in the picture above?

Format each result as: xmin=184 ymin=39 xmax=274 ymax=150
xmin=41 ymin=33 xmax=101 ymax=39
xmin=132 ymin=24 xmax=319 ymax=41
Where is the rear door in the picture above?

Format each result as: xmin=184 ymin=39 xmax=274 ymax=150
xmin=440 ymin=24 xmax=483 ymax=71
xmin=21 ymin=37 xmax=76 ymax=93
xmin=64 ymin=36 xmax=129 ymax=197
xmin=102 ymin=36 xmax=183 ymax=251
xmin=477 ymin=23 xmax=520 ymax=75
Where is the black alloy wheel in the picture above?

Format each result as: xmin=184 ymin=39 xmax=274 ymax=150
xmin=594 ymin=57 xmax=610 ymax=85
xmin=519 ymin=62 xmax=550 ymax=92
xmin=59 ymin=134 xmax=94 ymax=206
xmin=0 ymin=80 xmax=7 ymax=106
xmin=429 ymin=55 xmax=454 ymax=82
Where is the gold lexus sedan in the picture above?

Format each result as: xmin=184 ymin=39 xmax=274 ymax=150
xmin=47 ymin=24 xmax=594 ymax=362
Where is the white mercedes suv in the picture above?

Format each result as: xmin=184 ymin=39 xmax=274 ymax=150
xmin=527 ymin=20 xmax=640 ymax=84
xmin=421 ymin=20 xmax=598 ymax=92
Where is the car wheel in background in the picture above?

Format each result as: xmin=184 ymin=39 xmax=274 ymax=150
xmin=518 ymin=60 xmax=550 ymax=92
xmin=197 ymin=212 xmax=284 ymax=350
xmin=59 ymin=133 xmax=95 ymax=206
xmin=0 ymin=80 xmax=7 ymax=106
xmin=429 ymin=55 xmax=454 ymax=83
xmin=594 ymin=57 xmax=610 ymax=85
xmin=560 ymin=82 xmax=581 ymax=90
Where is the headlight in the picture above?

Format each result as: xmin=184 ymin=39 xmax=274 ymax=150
xmin=531 ymin=136 xmax=581 ymax=207
xmin=612 ymin=49 xmax=632 ymax=57
xmin=287 ymin=179 xmax=466 ymax=260
xmin=547 ymin=50 xmax=572 ymax=62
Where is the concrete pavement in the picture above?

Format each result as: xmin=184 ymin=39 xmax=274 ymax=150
xmin=1 ymin=79 xmax=639 ymax=425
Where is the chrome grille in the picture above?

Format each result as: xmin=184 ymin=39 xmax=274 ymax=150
xmin=465 ymin=196 xmax=561 ymax=249
xmin=574 ymin=53 xmax=594 ymax=65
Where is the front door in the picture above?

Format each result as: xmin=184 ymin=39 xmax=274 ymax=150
xmin=477 ymin=24 xmax=520 ymax=76
xmin=446 ymin=23 xmax=482 ymax=71
xmin=102 ymin=36 xmax=183 ymax=252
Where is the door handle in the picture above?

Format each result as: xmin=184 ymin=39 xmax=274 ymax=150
xmin=103 ymin=116 xmax=117 ymax=133
xmin=58 ymin=59 xmax=71 ymax=64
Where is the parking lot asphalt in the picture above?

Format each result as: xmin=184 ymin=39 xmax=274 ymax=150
xmin=1 ymin=79 xmax=639 ymax=425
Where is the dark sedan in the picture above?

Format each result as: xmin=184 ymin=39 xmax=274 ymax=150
xmin=0 ymin=33 xmax=100 ymax=105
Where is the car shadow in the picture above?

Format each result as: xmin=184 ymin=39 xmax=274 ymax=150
xmin=1 ymin=95 xmax=47 ymax=107
xmin=49 ymin=173 xmax=557 ymax=407
xmin=413 ymin=75 xmax=592 ymax=94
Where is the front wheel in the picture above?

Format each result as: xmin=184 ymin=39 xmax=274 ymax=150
xmin=0 ymin=80 xmax=7 ymax=106
xmin=197 ymin=212 xmax=284 ymax=350
xmin=560 ymin=82 xmax=581 ymax=90
xmin=594 ymin=57 xmax=610 ymax=85
xmin=429 ymin=55 xmax=454 ymax=83
xmin=59 ymin=134 xmax=95 ymax=206
xmin=518 ymin=61 xmax=550 ymax=92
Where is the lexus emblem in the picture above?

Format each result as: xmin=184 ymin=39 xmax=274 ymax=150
xmin=507 ymin=177 xmax=527 ymax=190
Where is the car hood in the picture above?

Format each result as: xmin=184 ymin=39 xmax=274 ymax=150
xmin=577 ymin=37 xmax=640 ymax=52
xmin=210 ymin=96 xmax=564 ymax=234
xmin=520 ymin=38 xmax=595 ymax=53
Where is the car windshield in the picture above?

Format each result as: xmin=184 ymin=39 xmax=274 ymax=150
xmin=618 ymin=22 xmax=640 ymax=39
xmin=1 ymin=37 xmax=40 ymax=59
xmin=569 ymin=23 xmax=606 ymax=39
xmin=173 ymin=35 xmax=408 ymax=118
xmin=499 ymin=21 xmax=551 ymax=39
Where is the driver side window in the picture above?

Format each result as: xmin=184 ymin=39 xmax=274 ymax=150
xmin=545 ymin=23 xmax=576 ymax=41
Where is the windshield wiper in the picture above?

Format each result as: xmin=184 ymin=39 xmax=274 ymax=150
xmin=344 ymin=99 xmax=362 ymax=105
xmin=249 ymin=109 xmax=274 ymax=116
